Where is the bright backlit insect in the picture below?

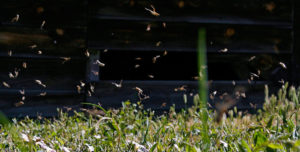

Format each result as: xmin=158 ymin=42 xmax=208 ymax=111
xmin=162 ymin=22 xmax=167 ymax=28
xmin=2 ymin=82 xmax=10 ymax=88
xmin=163 ymin=50 xmax=168 ymax=56
xmin=8 ymin=50 xmax=12 ymax=56
xmin=22 ymin=62 xmax=27 ymax=69
xmin=11 ymin=14 xmax=19 ymax=22
xmin=146 ymin=24 xmax=151 ymax=31
xmin=35 ymin=80 xmax=46 ymax=88
xmin=60 ymin=57 xmax=71 ymax=64
xmin=112 ymin=80 xmax=123 ymax=88
xmin=87 ymin=91 xmax=92 ymax=97
xmin=135 ymin=57 xmax=142 ymax=61
xmin=9 ymin=72 xmax=15 ymax=79
xmin=40 ymin=20 xmax=46 ymax=29
xmin=94 ymin=60 xmax=105 ymax=67
xmin=174 ymin=85 xmax=187 ymax=92
xmin=248 ymin=56 xmax=256 ymax=62
xmin=145 ymin=5 xmax=160 ymax=16
xmin=29 ymin=44 xmax=37 ymax=49
xmin=76 ymin=85 xmax=81 ymax=93
xmin=40 ymin=92 xmax=47 ymax=96
xmin=148 ymin=75 xmax=154 ymax=79
xmin=15 ymin=101 xmax=24 ymax=107
xmin=219 ymin=48 xmax=228 ymax=53
xmin=152 ymin=55 xmax=160 ymax=63
xmin=134 ymin=87 xmax=149 ymax=100
xmin=80 ymin=81 xmax=85 ymax=87
xmin=279 ymin=62 xmax=287 ymax=69
xmin=250 ymin=72 xmax=259 ymax=78
xmin=19 ymin=89 xmax=25 ymax=95
xmin=278 ymin=79 xmax=285 ymax=84
xmin=156 ymin=41 xmax=162 ymax=47
xmin=232 ymin=80 xmax=236 ymax=86
xmin=90 ymin=84 xmax=95 ymax=93
xmin=85 ymin=49 xmax=90 ymax=57
xmin=92 ymin=71 xmax=99 ymax=76
xmin=134 ymin=64 xmax=140 ymax=68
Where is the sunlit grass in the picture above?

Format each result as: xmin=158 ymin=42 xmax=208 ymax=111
xmin=0 ymin=83 xmax=299 ymax=151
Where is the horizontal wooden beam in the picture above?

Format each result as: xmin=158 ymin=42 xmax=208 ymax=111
xmin=0 ymin=52 xmax=85 ymax=60
xmin=0 ymin=89 xmax=78 ymax=96
xmin=93 ymin=80 xmax=268 ymax=110
xmin=95 ymin=15 xmax=292 ymax=29
xmin=88 ymin=45 xmax=292 ymax=54
xmin=1 ymin=105 xmax=81 ymax=118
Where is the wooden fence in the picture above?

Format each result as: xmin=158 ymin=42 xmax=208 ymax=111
xmin=0 ymin=0 xmax=299 ymax=117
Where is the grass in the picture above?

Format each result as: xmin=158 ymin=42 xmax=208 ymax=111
xmin=0 ymin=83 xmax=299 ymax=151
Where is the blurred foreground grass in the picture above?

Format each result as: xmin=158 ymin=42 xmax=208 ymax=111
xmin=0 ymin=83 xmax=299 ymax=151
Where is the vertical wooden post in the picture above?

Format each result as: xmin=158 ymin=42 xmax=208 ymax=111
xmin=85 ymin=50 xmax=100 ymax=103
xmin=86 ymin=50 xmax=100 ymax=82
xmin=292 ymin=0 xmax=300 ymax=85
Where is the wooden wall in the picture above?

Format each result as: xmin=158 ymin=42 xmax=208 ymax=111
xmin=0 ymin=0 xmax=296 ymax=117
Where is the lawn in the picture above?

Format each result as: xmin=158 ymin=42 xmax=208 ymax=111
xmin=0 ymin=83 xmax=299 ymax=151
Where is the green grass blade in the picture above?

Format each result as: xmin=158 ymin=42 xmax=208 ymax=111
xmin=81 ymin=102 xmax=108 ymax=114
xmin=197 ymin=28 xmax=210 ymax=150
xmin=0 ymin=111 xmax=10 ymax=126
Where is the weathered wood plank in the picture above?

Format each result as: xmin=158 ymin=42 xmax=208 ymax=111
xmin=88 ymin=21 xmax=292 ymax=54
xmin=0 ymin=58 xmax=85 ymax=90
xmin=90 ymin=0 xmax=292 ymax=23
xmin=86 ymin=51 xmax=100 ymax=82
xmin=1 ymin=105 xmax=81 ymax=118
xmin=0 ymin=27 xmax=86 ymax=56
xmin=94 ymin=15 xmax=292 ymax=28
xmin=96 ymin=51 xmax=290 ymax=81
xmin=0 ymin=0 xmax=87 ymax=27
